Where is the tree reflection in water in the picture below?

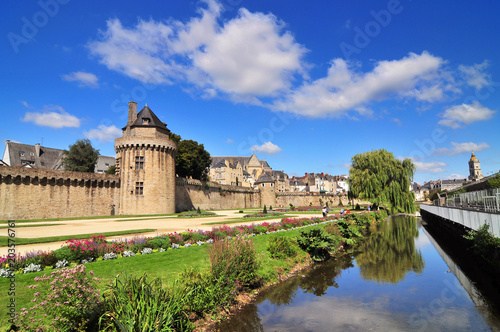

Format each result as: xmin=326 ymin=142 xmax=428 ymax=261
xmin=217 ymin=216 xmax=425 ymax=331
xmin=355 ymin=215 xmax=424 ymax=284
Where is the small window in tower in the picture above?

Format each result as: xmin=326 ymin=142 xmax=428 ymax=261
xmin=142 ymin=118 xmax=150 ymax=125
xmin=135 ymin=156 xmax=144 ymax=170
xmin=135 ymin=182 xmax=144 ymax=195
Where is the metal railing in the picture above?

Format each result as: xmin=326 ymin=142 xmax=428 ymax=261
xmin=439 ymin=188 xmax=500 ymax=213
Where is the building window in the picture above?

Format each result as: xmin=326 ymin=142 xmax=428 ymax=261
xmin=142 ymin=118 xmax=150 ymax=124
xmin=30 ymin=152 xmax=35 ymax=156
xmin=19 ymin=151 xmax=25 ymax=157
xmin=135 ymin=182 xmax=144 ymax=195
xmin=135 ymin=156 xmax=144 ymax=170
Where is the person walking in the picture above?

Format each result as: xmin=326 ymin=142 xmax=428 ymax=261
xmin=322 ymin=206 xmax=328 ymax=218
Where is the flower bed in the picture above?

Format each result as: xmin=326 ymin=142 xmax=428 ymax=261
xmin=177 ymin=211 xmax=217 ymax=218
xmin=0 ymin=214 xmax=345 ymax=276
xmin=243 ymin=211 xmax=284 ymax=218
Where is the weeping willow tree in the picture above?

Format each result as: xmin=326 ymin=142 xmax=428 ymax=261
xmin=349 ymin=149 xmax=416 ymax=214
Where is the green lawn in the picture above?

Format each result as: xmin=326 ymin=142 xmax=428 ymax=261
xmin=0 ymin=226 xmax=317 ymax=329
xmin=0 ymin=213 xmax=177 ymax=224
xmin=0 ymin=223 xmax=64 ymax=229
xmin=0 ymin=229 xmax=157 ymax=247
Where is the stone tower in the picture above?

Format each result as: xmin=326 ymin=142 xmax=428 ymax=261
xmin=468 ymin=152 xmax=484 ymax=180
xmin=115 ymin=101 xmax=177 ymax=215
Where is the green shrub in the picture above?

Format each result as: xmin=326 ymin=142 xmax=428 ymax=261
xmin=209 ymin=237 xmax=260 ymax=288
xmin=190 ymin=232 xmax=209 ymax=242
xmin=181 ymin=268 xmax=236 ymax=316
xmin=297 ymin=228 xmax=340 ymax=262
xmin=99 ymin=273 xmax=190 ymax=331
xmin=239 ymin=210 xmax=244 ymax=213
xmin=197 ymin=206 xmax=202 ymax=214
xmin=130 ymin=242 xmax=148 ymax=253
xmin=263 ymin=205 xmax=268 ymax=214
xmin=253 ymin=225 xmax=268 ymax=234
xmin=267 ymin=235 xmax=298 ymax=259
xmin=147 ymin=237 xmax=170 ymax=250
xmin=53 ymin=246 xmax=74 ymax=262
xmin=463 ymin=224 xmax=500 ymax=264
xmin=355 ymin=203 xmax=361 ymax=210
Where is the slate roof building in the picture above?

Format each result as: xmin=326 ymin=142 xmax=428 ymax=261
xmin=209 ymin=153 xmax=272 ymax=187
xmin=2 ymin=140 xmax=115 ymax=173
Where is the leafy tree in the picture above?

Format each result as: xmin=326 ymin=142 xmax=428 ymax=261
xmin=349 ymin=149 xmax=416 ymax=214
xmin=105 ymin=165 xmax=116 ymax=175
xmin=174 ymin=135 xmax=212 ymax=181
xmin=61 ymin=139 xmax=100 ymax=172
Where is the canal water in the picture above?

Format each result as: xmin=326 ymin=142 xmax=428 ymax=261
xmin=217 ymin=216 xmax=500 ymax=331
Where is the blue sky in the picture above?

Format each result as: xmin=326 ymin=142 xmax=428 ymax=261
xmin=1 ymin=0 xmax=499 ymax=184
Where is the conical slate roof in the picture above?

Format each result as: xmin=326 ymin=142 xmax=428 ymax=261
xmin=129 ymin=105 xmax=171 ymax=135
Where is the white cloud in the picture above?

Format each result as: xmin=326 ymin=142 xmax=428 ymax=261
xmin=433 ymin=142 xmax=490 ymax=156
xmin=62 ymin=71 xmax=100 ymax=88
xmin=413 ymin=161 xmax=447 ymax=173
xmin=272 ymin=52 xmax=446 ymax=118
xmin=84 ymin=125 xmax=122 ymax=143
xmin=438 ymin=101 xmax=496 ymax=128
xmin=459 ymin=60 xmax=491 ymax=90
xmin=21 ymin=105 xmax=81 ymax=128
xmin=21 ymin=100 xmax=30 ymax=108
xmin=87 ymin=1 xmax=493 ymax=119
xmin=225 ymin=138 xmax=234 ymax=144
xmin=88 ymin=0 xmax=307 ymax=98
xmin=250 ymin=141 xmax=282 ymax=155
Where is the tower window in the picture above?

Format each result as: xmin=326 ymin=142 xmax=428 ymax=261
xmin=135 ymin=156 xmax=144 ymax=170
xmin=135 ymin=182 xmax=144 ymax=195
xmin=142 ymin=118 xmax=150 ymax=124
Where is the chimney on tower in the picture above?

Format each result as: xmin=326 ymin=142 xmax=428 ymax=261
xmin=35 ymin=143 xmax=41 ymax=157
xmin=128 ymin=101 xmax=137 ymax=126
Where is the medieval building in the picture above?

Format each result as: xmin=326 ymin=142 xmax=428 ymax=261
xmin=115 ymin=102 xmax=177 ymax=215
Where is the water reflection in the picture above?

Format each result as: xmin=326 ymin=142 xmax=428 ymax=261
xmin=355 ymin=216 xmax=425 ymax=284
xmin=217 ymin=216 xmax=498 ymax=331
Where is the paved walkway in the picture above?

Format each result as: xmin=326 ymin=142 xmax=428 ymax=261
xmin=1 ymin=210 xmax=319 ymax=256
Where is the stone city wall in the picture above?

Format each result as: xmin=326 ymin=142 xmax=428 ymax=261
xmin=275 ymin=192 xmax=349 ymax=208
xmin=175 ymin=178 xmax=260 ymax=212
xmin=0 ymin=167 xmax=119 ymax=220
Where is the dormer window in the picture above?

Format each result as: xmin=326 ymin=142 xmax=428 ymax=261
xmin=19 ymin=151 xmax=25 ymax=157
xmin=142 ymin=118 xmax=150 ymax=125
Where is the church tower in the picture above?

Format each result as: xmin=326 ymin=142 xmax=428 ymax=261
xmin=115 ymin=101 xmax=177 ymax=215
xmin=468 ymin=152 xmax=484 ymax=180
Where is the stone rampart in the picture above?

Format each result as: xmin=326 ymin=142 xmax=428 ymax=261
xmin=175 ymin=177 xmax=260 ymax=211
xmin=0 ymin=167 xmax=119 ymax=220
xmin=276 ymin=192 xmax=348 ymax=207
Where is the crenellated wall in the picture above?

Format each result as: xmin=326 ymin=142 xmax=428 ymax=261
xmin=175 ymin=177 xmax=260 ymax=212
xmin=275 ymin=192 xmax=350 ymax=207
xmin=0 ymin=167 xmax=119 ymax=220
xmin=0 ymin=166 xmax=364 ymax=220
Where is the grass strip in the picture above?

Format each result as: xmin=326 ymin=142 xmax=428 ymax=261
xmin=0 ymin=214 xmax=176 ymax=224
xmin=0 ymin=229 xmax=156 ymax=247
xmin=0 ymin=223 xmax=64 ymax=229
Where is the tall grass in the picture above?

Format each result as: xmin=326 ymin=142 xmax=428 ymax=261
xmin=99 ymin=274 xmax=191 ymax=331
